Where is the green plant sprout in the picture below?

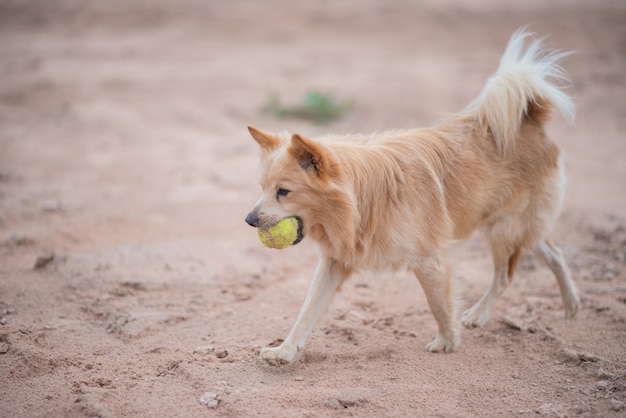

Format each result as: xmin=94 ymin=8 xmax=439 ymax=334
xmin=263 ymin=91 xmax=353 ymax=123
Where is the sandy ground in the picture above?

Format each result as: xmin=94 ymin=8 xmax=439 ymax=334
xmin=1 ymin=0 xmax=625 ymax=416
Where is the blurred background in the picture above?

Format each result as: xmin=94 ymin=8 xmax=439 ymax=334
xmin=1 ymin=1 xmax=625 ymax=416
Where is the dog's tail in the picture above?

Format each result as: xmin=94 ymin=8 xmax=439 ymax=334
xmin=463 ymin=28 xmax=575 ymax=154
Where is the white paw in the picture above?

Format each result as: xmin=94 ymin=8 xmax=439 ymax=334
xmin=426 ymin=332 xmax=459 ymax=353
xmin=564 ymin=296 xmax=581 ymax=318
xmin=260 ymin=344 xmax=298 ymax=365
xmin=461 ymin=305 xmax=490 ymax=329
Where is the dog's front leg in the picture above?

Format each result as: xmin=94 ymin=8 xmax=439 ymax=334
xmin=260 ymin=257 xmax=350 ymax=365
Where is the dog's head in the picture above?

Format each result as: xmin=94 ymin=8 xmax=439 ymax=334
xmin=245 ymin=125 xmax=353 ymax=250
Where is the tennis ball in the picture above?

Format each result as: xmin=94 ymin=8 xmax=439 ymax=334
xmin=257 ymin=217 xmax=303 ymax=249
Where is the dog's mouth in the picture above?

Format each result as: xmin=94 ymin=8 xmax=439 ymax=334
xmin=248 ymin=214 xmax=305 ymax=248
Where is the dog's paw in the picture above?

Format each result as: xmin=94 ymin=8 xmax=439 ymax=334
xmin=260 ymin=344 xmax=298 ymax=365
xmin=461 ymin=305 xmax=490 ymax=328
xmin=563 ymin=296 xmax=581 ymax=319
xmin=426 ymin=333 xmax=459 ymax=353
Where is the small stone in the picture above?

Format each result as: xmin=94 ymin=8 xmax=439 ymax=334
xmin=95 ymin=377 xmax=112 ymax=387
xmin=34 ymin=251 xmax=55 ymax=269
xmin=193 ymin=346 xmax=212 ymax=355
xmin=536 ymin=403 xmax=554 ymax=415
xmin=215 ymin=348 xmax=228 ymax=359
xmin=596 ymin=380 xmax=610 ymax=390
xmin=610 ymin=399 xmax=624 ymax=412
xmin=199 ymin=392 xmax=219 ymax=409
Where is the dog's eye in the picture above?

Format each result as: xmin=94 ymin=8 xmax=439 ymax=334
xmin=276 ymin=188 xmax=291 ymax=200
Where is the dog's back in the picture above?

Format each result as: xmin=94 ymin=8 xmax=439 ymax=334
xmin=313 ymin=29 xmax=575 ymax=271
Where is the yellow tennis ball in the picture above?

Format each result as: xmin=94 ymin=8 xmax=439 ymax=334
xmin=257 ymin=217 xmax=303 ymax=249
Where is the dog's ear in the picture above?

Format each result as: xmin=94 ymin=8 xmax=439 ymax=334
xmin=248 ymin=125 xmax=281 ymax=152
xmin=289 ymin=133 xmax=339 ymax=181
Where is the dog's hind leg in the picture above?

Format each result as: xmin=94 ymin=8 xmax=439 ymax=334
xmin=260 ymin=257 xmax=350 ymax=365
xmin=414 ymin=255 xmax=461 ymax=353
xmin=461 ymin=240 xmax=522 ymax=328
xmin=535 ymin=238 xmax=580 ymax=318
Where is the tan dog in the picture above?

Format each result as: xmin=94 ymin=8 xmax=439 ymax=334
xmin=245 ymin=29 xmax=580 ymax=365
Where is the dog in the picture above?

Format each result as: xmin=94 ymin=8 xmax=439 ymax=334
xmin=245 ymin=29 xmax=580 ymax=365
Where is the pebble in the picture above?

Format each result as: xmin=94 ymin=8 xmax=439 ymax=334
xmin=34 ymin=251 xmax=55 ymax=269
xmin=535 ymin=403 xmax=554 ymax=415
xmin=192 ymin=346 xmax=212 ymax=355
xmin=215 ymin=348 xmax=228 ymax=359
xmin=610 ymin=399 xmax=624 ymax=412
xmin=199 ymin=392 xmax=219 ymax=409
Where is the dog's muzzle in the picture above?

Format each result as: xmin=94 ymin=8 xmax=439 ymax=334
xmin=245 ymin=212 xmax=260 ymax=227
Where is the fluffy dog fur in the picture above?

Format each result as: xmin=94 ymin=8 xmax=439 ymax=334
xmin=245 ymin=29 xmax=580 ymax=365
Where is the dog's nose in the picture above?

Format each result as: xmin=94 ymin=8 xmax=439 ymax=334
xmin=245 ymin=212 xmax=259 ymax=227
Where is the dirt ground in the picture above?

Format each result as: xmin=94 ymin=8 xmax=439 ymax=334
xmin=1 ymin=0 xmax=625 ymax=416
